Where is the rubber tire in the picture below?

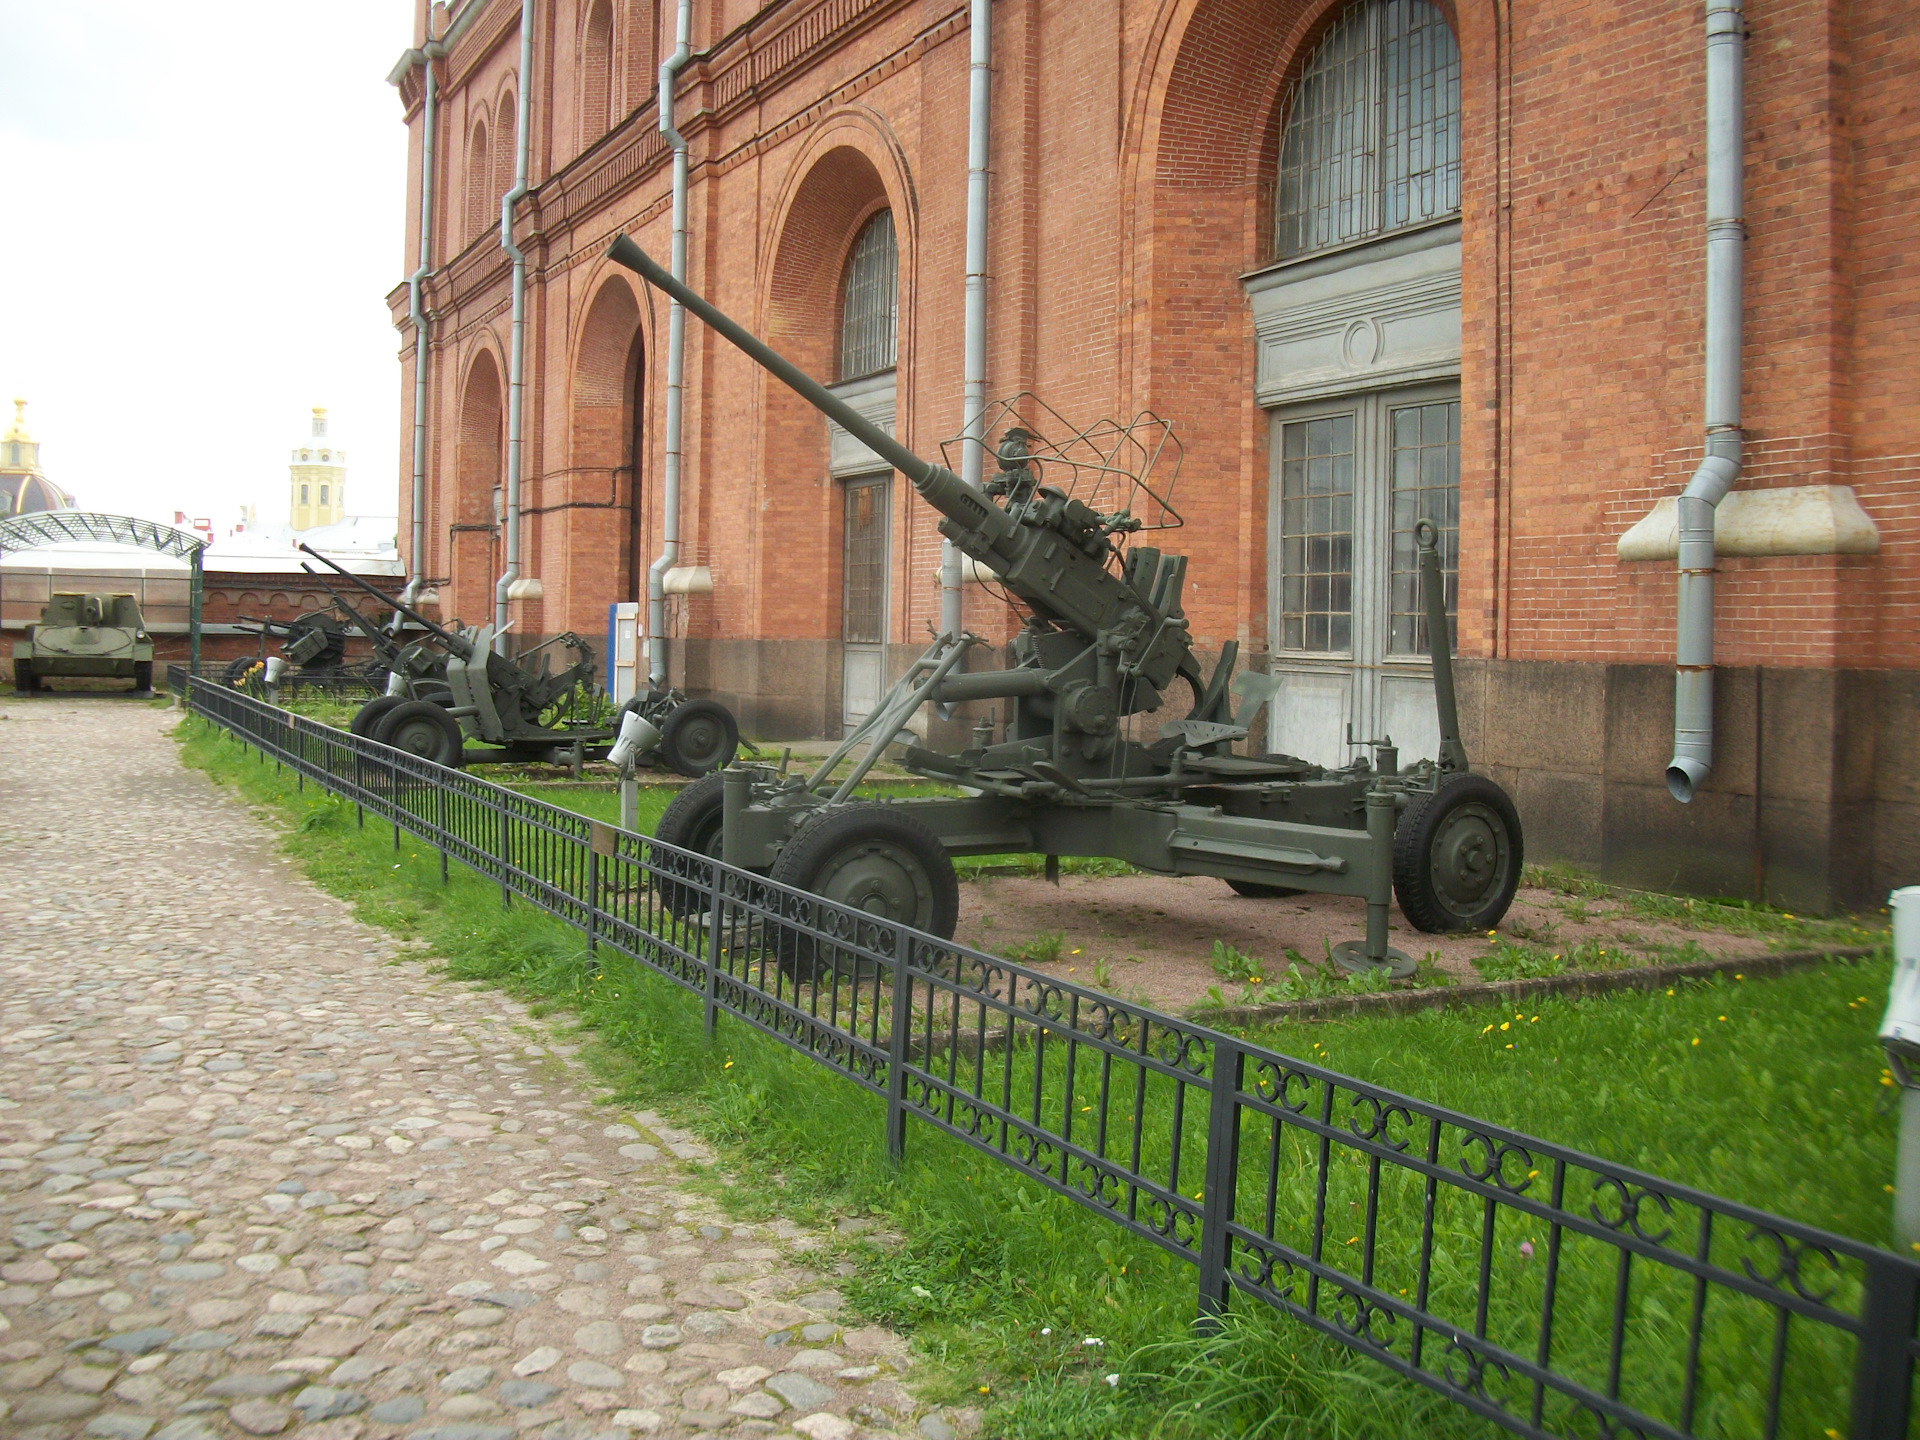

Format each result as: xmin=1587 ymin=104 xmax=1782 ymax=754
xmin=132 ymin=661 xmax=152 ymax=693
xmin=651 ymin=771 xmax=730 ymax=919
xmin=223 ymin=656 xmax=256 ymax=685
xmin=659 ymin=698 xmax=740 ymax=777
xmin=351 ymin=695 xmax=407 ymax=739
xmin=1393 ymin=773 xmax=1524 ymax=934
xmin=374 ymin=699 xmax=466 ymax=768
xmin=767 ymin=804 xmax=958 ymax=981
xmin=1225 ymin=878 xmax=1303 ymax=899
xmin=13 ymin=661 xmax=35 ymax=694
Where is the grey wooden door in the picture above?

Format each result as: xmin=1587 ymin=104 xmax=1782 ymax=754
xmin=1267 ymin=385 xmax=1458 ymax=767
xmin=841 ymin=474 xmax=891 ymax=733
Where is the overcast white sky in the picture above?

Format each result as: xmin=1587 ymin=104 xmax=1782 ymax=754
xmin=0 ymin=2 xmax=414 ymax=529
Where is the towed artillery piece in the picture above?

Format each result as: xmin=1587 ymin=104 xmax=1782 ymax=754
xmin=224 ymin=609 xmax=352 ymax=684
xmin=298 ymin=542 xmax=739 ymax=777
xmin=14 ymin=592 xmax=153 ymax=692
xmin=608 ymin=233 xmax=1524 ymax=978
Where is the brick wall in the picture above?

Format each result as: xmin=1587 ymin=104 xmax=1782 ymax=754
xmin=391 ymin=0 xmax=1917 ymax=712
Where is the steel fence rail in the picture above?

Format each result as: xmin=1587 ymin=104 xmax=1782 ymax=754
xmin=172 ymin=672 xmax=1920 ymax=1440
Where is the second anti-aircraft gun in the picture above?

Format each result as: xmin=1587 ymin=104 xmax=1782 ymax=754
xmin=299 ymin=542 xmax=740 ymax=776
xmin=609 ymin=233 xmax=1524 ymax=977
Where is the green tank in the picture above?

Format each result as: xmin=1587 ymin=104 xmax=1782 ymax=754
xmin=13 ymin=592 xmax=155 ymax=693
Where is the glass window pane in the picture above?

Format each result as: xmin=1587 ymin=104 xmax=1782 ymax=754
xmin=1275 ymin=0 xmax=1460 ymax=259
xmin=1387 ymin=398 xmax=1460 ymax=656
xmin=1277 ymin=412 xmax=1354 ymax=654
xmin=839 ymin=211 xmax=898 ymax=381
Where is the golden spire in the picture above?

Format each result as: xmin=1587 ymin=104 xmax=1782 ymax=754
xmin=3 ymin=398 xmax=30 ymax=444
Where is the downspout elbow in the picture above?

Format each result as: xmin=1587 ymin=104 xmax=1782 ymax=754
xmin=1667 ymin=449 xmax=1741 ymax=803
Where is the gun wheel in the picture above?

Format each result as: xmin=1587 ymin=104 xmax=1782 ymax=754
xmin=651 ymin=771 xmax=729 ymax=919
xmin=1393 ymin=774 xmax=1523 ymax=934
xmin=373 ymin=700 xmax=466 ymax=769
xmin=659 ymin=699 xmax=740 ymax=776
xmin=351 ymin=695 xmax=406 ymax=739
xmin=769 ymin=804 xmax=958 ymax=981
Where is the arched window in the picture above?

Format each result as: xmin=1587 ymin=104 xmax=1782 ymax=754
xmin=1273 ymin=0 xmax=1459 ymax=260
xmin=300 ymin=485 xmax=310 ymax=505
xmin=466 ymin=117 xmax=491 ymax=243
xmin=581 ymin=0 xmax=614 ymax=142
xmin=319 ymin=485 xmax=330 ymax=506
xmin=838 ymin=210 xmax=898 ymax=381
xmin=495 ymin=93 xmax=518 ymax=221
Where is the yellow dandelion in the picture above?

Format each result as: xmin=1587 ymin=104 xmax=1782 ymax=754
xmin=1691 ymin=1038 xmax=1700 ymax=1047
xmin=1500 ymin=1021 xmax=1510 ymax=1032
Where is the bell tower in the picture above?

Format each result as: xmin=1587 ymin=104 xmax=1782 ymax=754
xmin=289 ymin=407 xmax=347 ymax=531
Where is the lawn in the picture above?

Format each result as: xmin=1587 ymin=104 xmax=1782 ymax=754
xmin=176 ymin=715 xmax=1902 ymax=1439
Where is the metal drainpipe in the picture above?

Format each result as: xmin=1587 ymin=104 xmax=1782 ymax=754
xmin=648 ymin=0 xmax=694 ymax=690
xmin=945 ymin=0 xmax=992 ymax=649
xmin=1667 ymin=0 xmax=1746 ymax=803
xmin=406 ymin=57 xmax=438 ymax=594
xmin=493 ymin=0 xmax=537 ymax=655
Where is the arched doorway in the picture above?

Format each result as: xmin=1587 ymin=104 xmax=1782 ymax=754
xmin=1249 ymin=0 xmax=1463 ymax=766
xmin=567 ymin=275 xmax=644 ymax=614
xmin=763 ymin=143 xmax=905 ymax=734
xmin=452 ymin=350 xmax=503 ymax=627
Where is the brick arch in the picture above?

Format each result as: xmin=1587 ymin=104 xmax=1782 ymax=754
xmin=568 ymin=274 xmax=644 ymax=561
xmin=756 ymin=120 xmax=917 ymax=643
xmin=451 ymin=347 xmax=504 ymax=623
xmin=1118 ymin=0 xmax=1478 ymax=655
xmin=493 ymin=84 xmax=518 ymax=226
xmin=465 ymin=107 xmax=492 ymax=247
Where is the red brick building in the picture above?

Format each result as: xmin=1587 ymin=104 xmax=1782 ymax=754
xmin=388 ymin=0 xmax=1918 ymax=910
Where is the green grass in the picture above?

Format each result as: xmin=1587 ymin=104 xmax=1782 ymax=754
xmin=176 ymin=716 xmax=1903 ymax=1439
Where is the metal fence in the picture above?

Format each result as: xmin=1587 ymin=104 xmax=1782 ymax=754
xmin=174 ymin=673 xmax=1919 ymax=1440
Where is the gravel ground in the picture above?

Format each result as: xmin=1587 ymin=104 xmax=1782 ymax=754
xmin=0 ymin=699 xmax=953 ymax=1440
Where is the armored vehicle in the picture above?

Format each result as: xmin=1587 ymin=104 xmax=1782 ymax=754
xmin=14 ymin=592 xmax=154 ymax=693
xmin=608 ymin=233 xmax=1524 ymax=979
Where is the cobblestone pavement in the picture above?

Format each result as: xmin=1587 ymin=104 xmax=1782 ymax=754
xmin=0 ymin=700 xmax=952 ymax=1440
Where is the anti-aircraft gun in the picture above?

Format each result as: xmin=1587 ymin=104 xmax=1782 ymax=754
xmin=608 ymin=233 xmax=1524 ymax=977
xmin=298 ymin=542 xmax=739 ymax=776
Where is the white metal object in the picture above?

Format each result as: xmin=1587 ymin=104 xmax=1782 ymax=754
xmin=607 ymin=709 xmax=662 ymax=771
xmin=608 ymin=600 xmax=641 ymax=704
xmin=1667 ymin=0 xmax=1746 ymax=804
xmin=1881 ymin=887 xmax=1920 ymax=1085
xmin=1883 ymin=886 xmax=1920 ymax=1248
xmin=263 ymin=656 xmax=289 ymax=687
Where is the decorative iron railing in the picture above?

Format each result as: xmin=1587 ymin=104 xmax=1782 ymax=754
xmin=174 ymin=672 xmax=1919 ymax=1440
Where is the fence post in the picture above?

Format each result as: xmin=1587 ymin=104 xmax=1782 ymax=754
xmin=438 ymin=785 xmax=450 ymax=885
xmin=499 ymin=807 xmax=511 ymax=909
xmin=704 ymin=862 xmax=725 ymax=1039
xmin=1852 ymin=1256 xmax=1918 ymax=1439
xmin=885 ymin=925 xmax=914 ymax=1164
xmin=587 ymin=847 xmax=600 ymax=958
xmin=1196 ymin=1035 xmax=1245 ymax=1331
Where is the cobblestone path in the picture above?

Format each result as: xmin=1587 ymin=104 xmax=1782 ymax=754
xmin=0 ymin=700 xmax=944 ymax=1440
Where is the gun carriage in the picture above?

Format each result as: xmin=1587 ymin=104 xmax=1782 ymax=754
xmin=609 ymin=233 xmax=1524 ymax=977
xmin=298 ymin=543 xmax=739 ymax=777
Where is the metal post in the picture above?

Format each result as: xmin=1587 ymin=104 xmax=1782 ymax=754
xmin=1331 ymin=789 xmax=1414 ymax=977
xmin=587 ymin=848 xmax=600 ymax=957
xmin=885 ymin=923 xmax=914 ymax=1163
xmin=499 ymin=807 xmax=512 ymax=908
xmin=188 ymin=548 xmax=203 ymax=676
xmin=705 ymin=859 xmax=725 ymax=1039
xmin=1851 ymin=1258 xmax=1918 ymax=1440
xmin=1416 ymin=520 xmax=1467 ymax=772
xmin=1197 ymin=1036 xmax=1245 ymax=1328
xmin=619 ymin=770 xmax=639 ymax=832
xmin=721 ymin=766 xmax=750 ymax=868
